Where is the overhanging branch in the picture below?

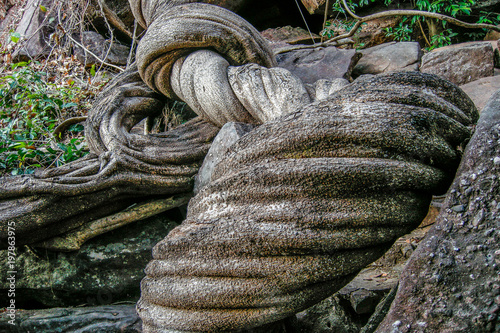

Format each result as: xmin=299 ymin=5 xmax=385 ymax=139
xmin=326 ymin=0 xmax=500 ymax=43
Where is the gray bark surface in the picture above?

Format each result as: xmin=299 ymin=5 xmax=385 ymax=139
xmin=138 ymin=72 xmax=478 ymax=332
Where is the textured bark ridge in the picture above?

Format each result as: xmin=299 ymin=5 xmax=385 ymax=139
xmin=0 ymin=65 xmax=219 ymax=249
xmin=0 ymin=1 xmax=482 ymax=331
xmin=137 ymin=72 xmax=478 ymax=332
xmin=134 ymin=0 xmax=276 ymax=102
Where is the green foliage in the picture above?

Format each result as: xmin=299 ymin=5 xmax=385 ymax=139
xmin=385 ymin=17 xmax=414 ymax=42
xmin=321 ymin=20 xmax=359 ymax=39
xmin=331 ymin=0 xmax=378 ymax=15
xmin=387 ymin=0 xmax=498 ymax=49
xmin=9 ymin=32 xmax=21 ymax=44
xmin=430 ymin=28 xmax=458 ymax=48
xmin=0 ymin=62 xmax=89 ymax=175
xmin=328 ymin=0 xmax=499 ymax=50
xmin=321 ymin=20 xmax=369 ymax=49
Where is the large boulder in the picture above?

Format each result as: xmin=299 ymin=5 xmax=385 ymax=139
xmin=420 ymin=41 xmax=495 ymax=85
xmin=376 ymin=89 xmax=500 ymax=332
xmin=194 ymin=122 xmax=256 ymax=194
xmin=12 ymin=0 xmax=54 ymax=61
xmin=73 ymin=31 xmax=130 ymax=67
xmin=276 ymin=46 xmax=360 ymax=83
xmin=0 ymin=212 xmax=180 ymax=308
xmin=352 ymin=42 xmax=422 ymax=77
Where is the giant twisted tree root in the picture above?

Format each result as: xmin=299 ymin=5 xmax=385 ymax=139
xmin=0 ymin=1 xmax=479 ymax=331
xmin=0 ymin=65 xmax=219 ymax=249
xmin=126 ymin=1 xmax=480 ymax=331
xmin=137 ymin=71 xmax=478 ymax=331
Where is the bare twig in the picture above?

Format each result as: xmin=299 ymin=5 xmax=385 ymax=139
xmin=417 ymin=19 xmax=431 ymax=48
xmin=126 ymin=19 xmax=138 ymax=68
xmin=55 ymin=2 xmax=124 ymax=72
xmin=94 ymin=0 xmax=117 ymax=81
xmin=60 ymin=27 xmax=125 ymax=72
xmin=96 ymin=0 xmax=133 ymax=40
xmin=294 ymin=0 xmax=316 ymax=45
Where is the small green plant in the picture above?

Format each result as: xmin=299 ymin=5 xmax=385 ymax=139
xmin=321 ymin=20 xmax=359 ymax=39
xmin=0 ymin=62 xmax=89 ymax=175
xmin=385 ymin=17 xmax=414 ymax=42
xmin=9 ymin=32 xmax=21 ymax=44
xmin=429 ymin=28 xmax=458 ymax=49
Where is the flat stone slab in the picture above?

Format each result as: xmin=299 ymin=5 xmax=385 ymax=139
xmin=0 ymin=305 xmax=141 ymax=333
xmin=261 ymin=26 xmax=320 ymax=45
xmin=276 ymin=46 xmax=360 ymax=83
xmin=0 ymin=213 xmax=179 ymax=308
xmin=352 ymin=42 xmax=422 ymax=77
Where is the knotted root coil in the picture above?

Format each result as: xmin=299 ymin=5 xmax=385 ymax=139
xmin=137 ymin=72 xmax=478 ymax=332
xmin=0 ymin=66 xmax=219 ymax=249
xmin=135 ymin=2 xmax=276 ymax=102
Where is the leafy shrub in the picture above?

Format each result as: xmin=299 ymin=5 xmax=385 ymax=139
xmin=0 ymin=62 xmax=89 ymax=175
xmin=324 ymin=0 xmax=500 ymax=50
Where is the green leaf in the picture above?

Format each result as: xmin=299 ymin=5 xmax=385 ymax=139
xmin=68 ymin=124 xmax=84 ymax=132
xmin=11 ymin=61 xmax=28 ymax=68
xmin=61 ymin=102 xmax=78 ymax=109
xmin=40 ymin=5 xmax=47 ymax=12
xmin=10 ymin=32 xmax=21 ymax=44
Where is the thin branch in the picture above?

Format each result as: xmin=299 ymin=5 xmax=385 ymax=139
xmin=55 ymin=3 xmax=124 ymax=72
xmin=294 ymin=0 xmax=316 ymax=45
xmin=60 ymin=26 xmax=125 ymax=72
xmin=342 ymin=0 xmax=361 ymax=20
xmin=321 ymin=0 xmax=330 ymax=43
xmin=127 ymin=19 xmax=138 ymax=68
xmin=329 ymin=20 xmax=363 ymax=42
xmin=94 ymin=0 xmax=117 ymax=82
xmin=417 ymin=19 xmax=431 ymax=48
xmin=97 ymin=0 xmax=133 ymax=40
xmin=329 ymin=0 xmax=500 ymax=43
